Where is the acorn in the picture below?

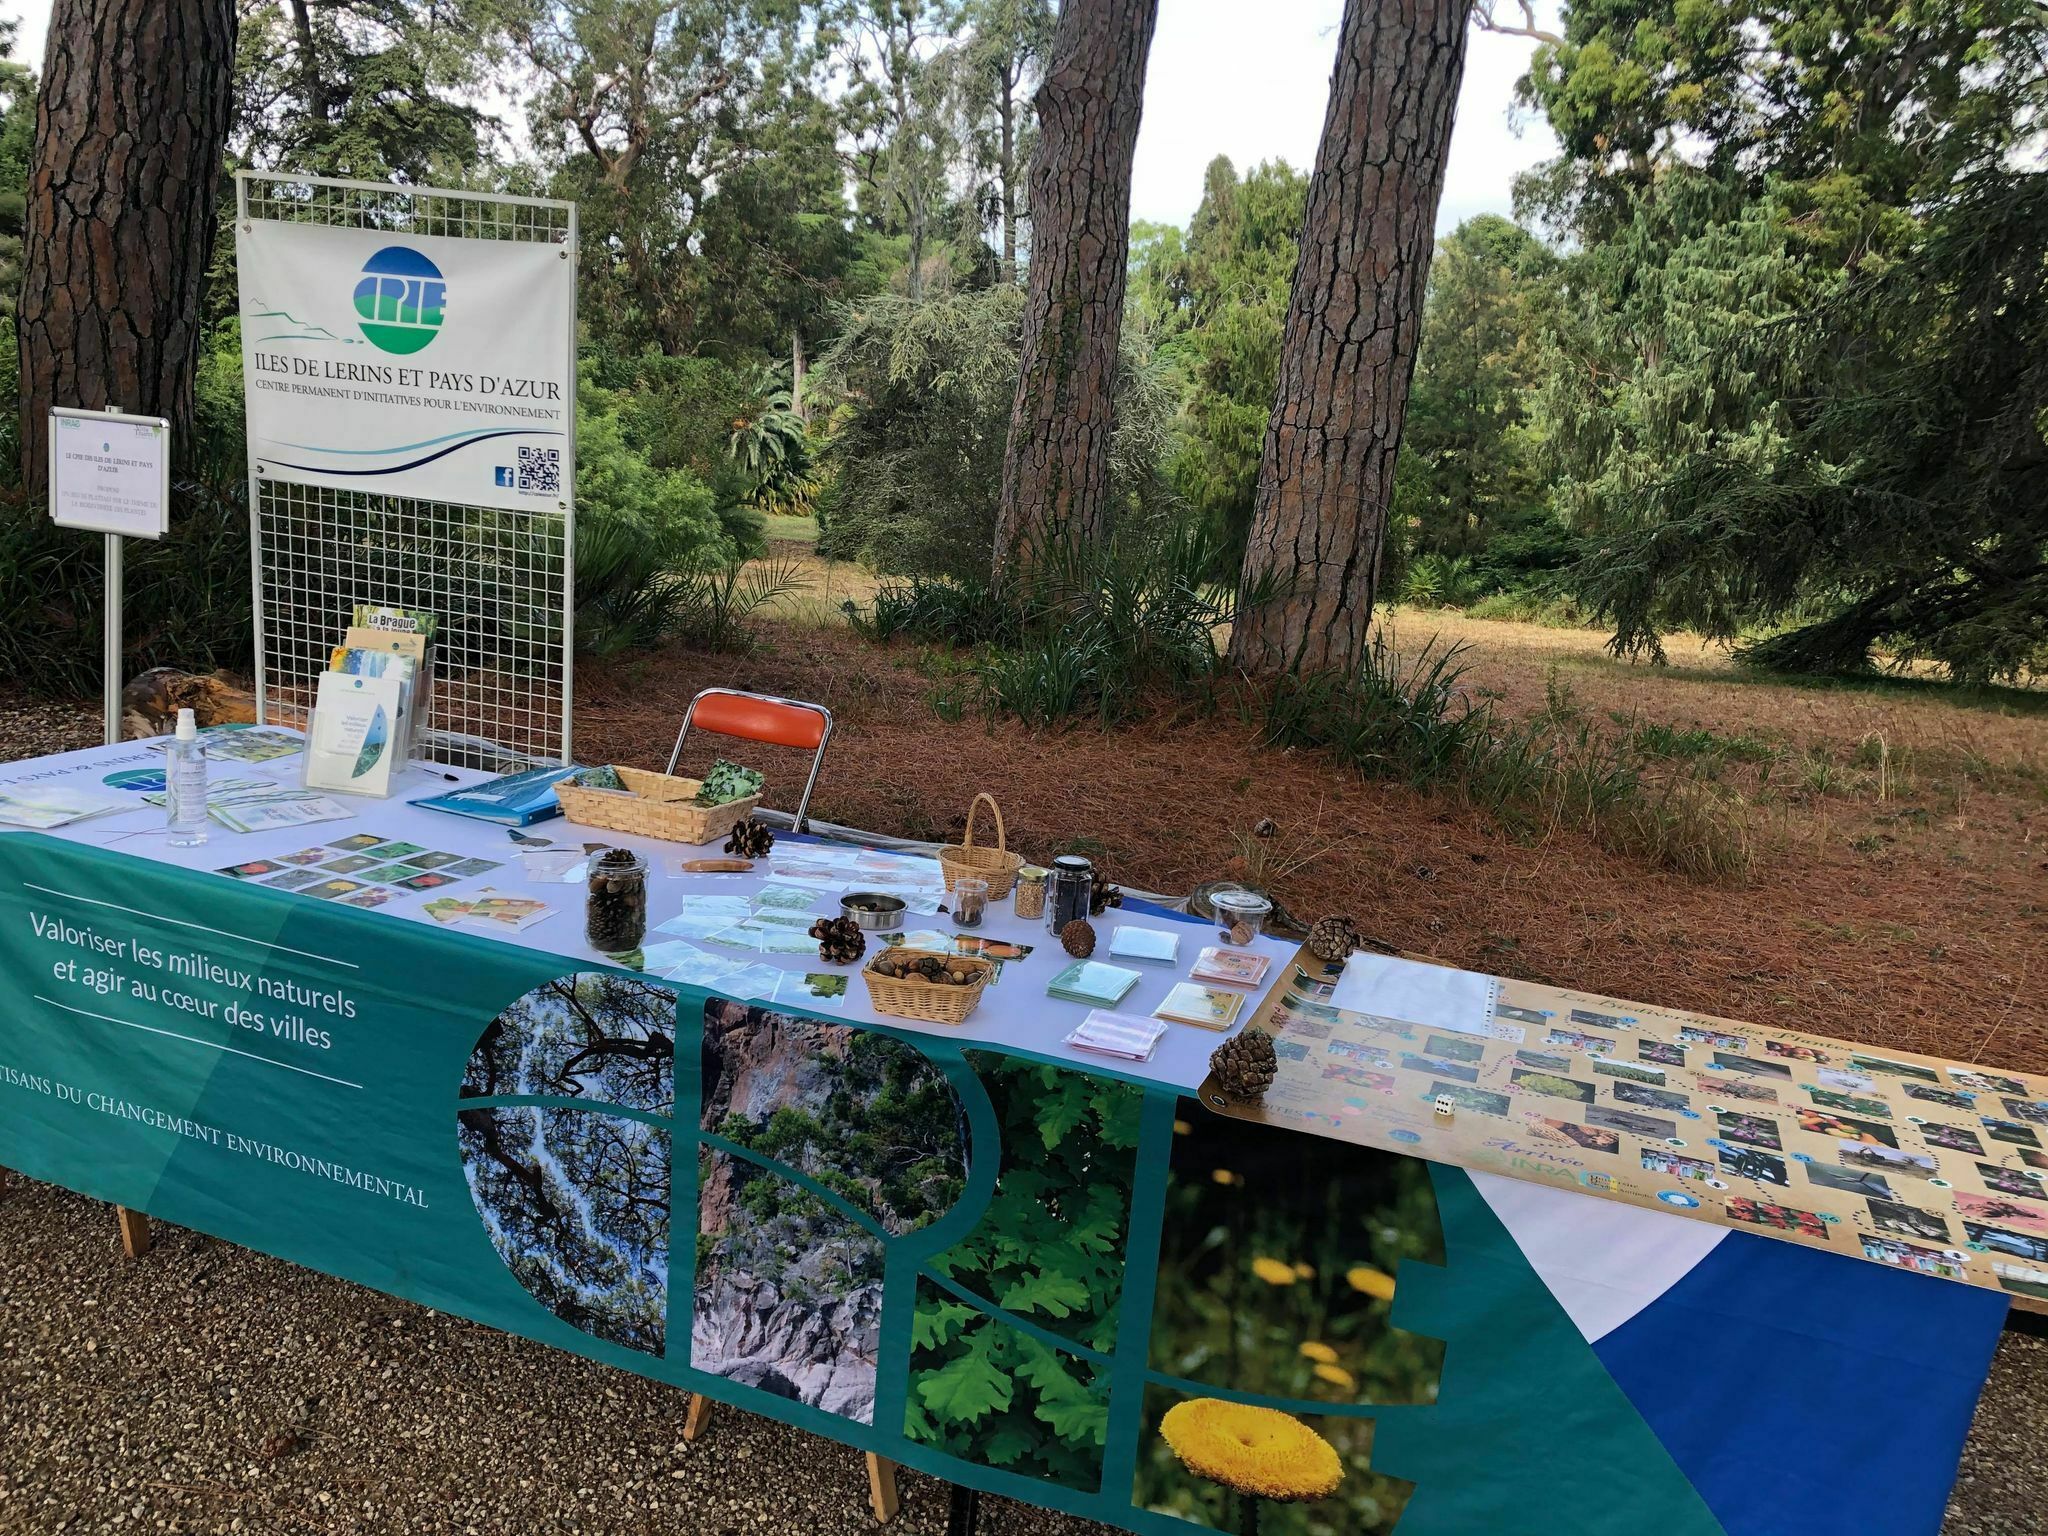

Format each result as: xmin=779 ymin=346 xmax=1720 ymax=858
xmin=1061 ymin=918 xmax=1097 ymax=958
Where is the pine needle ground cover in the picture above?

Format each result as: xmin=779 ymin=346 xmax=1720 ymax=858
xmin=578 ymin=612 xmax=2047 ymax=1078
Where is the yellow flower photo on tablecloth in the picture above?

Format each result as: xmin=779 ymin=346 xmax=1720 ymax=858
xmin=1141 ymin=1385 xmax=1406 ymax=1535
xmin=1133 ymin=1104 xmax=1445 ymax=1533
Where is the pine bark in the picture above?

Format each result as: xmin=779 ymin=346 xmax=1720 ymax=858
xmin=18 ymin=0 xmax=238 ymax=493
xmin=993 ymin=0 xmax=1158 ymax=574
xmin=1229 ymin=0 xmax=1472 ymax=676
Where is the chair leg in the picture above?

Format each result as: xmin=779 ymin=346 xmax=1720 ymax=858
xmin=115 ymin=1205 xmax=151 ymax=1259
xmin=865 ymin=1454 xmax=899 ymax=1524
xmin=683 ymin=1393 xmax=714 ymax=1442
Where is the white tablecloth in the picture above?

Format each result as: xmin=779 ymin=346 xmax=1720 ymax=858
xmin=0 ymin=738 xmax=1294 ymax=1091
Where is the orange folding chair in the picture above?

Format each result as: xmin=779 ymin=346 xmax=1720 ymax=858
xmin=666 ymin=687 xmax=834 ymax=832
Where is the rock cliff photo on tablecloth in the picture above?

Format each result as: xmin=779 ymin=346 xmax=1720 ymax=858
xmin=694 ymin=1000 xmax=967 ymax=1424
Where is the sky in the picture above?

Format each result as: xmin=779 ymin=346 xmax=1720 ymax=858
xmin=2 ymin=0 xmax=1560 ymax=236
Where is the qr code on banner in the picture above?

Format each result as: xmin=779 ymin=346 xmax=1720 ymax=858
xmin=516 ymin=445 xmax=560 ymax=493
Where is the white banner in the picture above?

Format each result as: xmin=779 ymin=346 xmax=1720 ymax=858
xmin=237 ymin=219 xmax=573 ymax=513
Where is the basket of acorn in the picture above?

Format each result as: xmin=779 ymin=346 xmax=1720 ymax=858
xmin=862 ymin=947 xmax=995 ymax=1025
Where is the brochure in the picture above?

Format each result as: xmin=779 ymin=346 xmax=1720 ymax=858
xmin=412 ymin=764 xmax=581 ymax=826
xmin=142 ymin=724 xmax=304 ymax=763
xmin=0 ymin=785 xmax=127 ymax=829
xmin=1107 ymin=925 xmax=1181 ymax=965
xmin=1152 ymin=982 xmax=1245 ymax=1031
xmin=1190 ymin=946 xmax=1272 ymax=988
xmin=305 ymin=671 xmax=404 ymax=797
xmin=1046 ymin=960 xmax=1143 ymax=1008
xmin=1063 ymin=1009 xmax=1169 ymax=1062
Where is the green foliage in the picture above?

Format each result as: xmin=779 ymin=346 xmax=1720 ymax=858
xmin=692 ymin=759 xmax=765 ymax=806
xmin=851 ymin=521 xmax=1250 ymax=726
xmin=1517 ymin=0 xmax=2048 ymax=679
xmin=0 ymin=20 xmax=34 ymax=314
xmin=1575 ymin=170 xmax=2048 ymax=683
xmin=1392 ymin=216 xmax=1570 ymax=597
xmin=234 ymin=1 xmax=508 ymax=182
xmin=812 ymin=287 xmax=1176 ymax=577
xmin=906 ymin=1053 xmax=1139 ymax=1488
xmin=573 ymin=380 xmax=737 ymax=656
xmin=1132 ymin=156 xmax=1308 ymax=570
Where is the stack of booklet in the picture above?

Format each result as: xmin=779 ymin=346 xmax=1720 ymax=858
xmin=1046 ymin=959 xmax=1142 ymax=1008
xmin=305 ymin=604 xmax=436 ymax=799
xmin=1106 ymin=925 xmax=1181 ymax=965
xmin=1063 ymin=1009 xmax=1168 ymax=1062
xmin=1152 ymin=981 xmax=1245 ymax=1031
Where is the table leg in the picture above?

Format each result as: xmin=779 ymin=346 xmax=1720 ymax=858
xmin=115 ymin=1205 xmax=151 ymax=1259
xmin=864 ymin=1454 xmax=899 ymax=1523
xmin=683 ymin=1394 xmax=714 ymax=1442
xmin=944 ymin=1483 xmax=979 ymax=1536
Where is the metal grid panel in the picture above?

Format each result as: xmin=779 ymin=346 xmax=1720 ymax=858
xmin=239 ymin=173 xmax=575 ymax=770
xmin=254 ymin=480 xmax=567 ymax=772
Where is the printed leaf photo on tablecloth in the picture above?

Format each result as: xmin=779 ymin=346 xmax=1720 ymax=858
xmin=456 ymin=973 xmax=678 ymax=1355
xmin=1135 ymin=1108 xmax=1444 ymax=1534
xmin=907 ymin=1051 xmax=1142 ymax=1492
xmin=695 ymin=1000 xmax=967 ymax=1427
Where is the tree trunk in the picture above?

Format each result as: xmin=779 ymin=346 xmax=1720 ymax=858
xmin=998 ymin=63 xmax=1019 ymax=282
xmin=19 ymin=0 xmax=238 ymax=494
xmin=992 ymin=0 xmax=1158 ymax=575
xmin=1228 ymin=0 xmax=1472 ymax=676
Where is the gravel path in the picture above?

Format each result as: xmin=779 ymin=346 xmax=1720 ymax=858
xmin=0 ymin=1180 xmax=2040 ymax=1536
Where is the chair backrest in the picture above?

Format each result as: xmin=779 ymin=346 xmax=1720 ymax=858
xmin=689 ymin=689 xmax=829 ymax=751
xmin=667 ymin=687 xmax=834 ymax=832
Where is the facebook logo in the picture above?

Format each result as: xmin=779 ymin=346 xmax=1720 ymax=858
xmin=495 ymin=466 xmax=514 ymax=487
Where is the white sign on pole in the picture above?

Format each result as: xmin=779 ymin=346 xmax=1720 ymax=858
xmin=236 ymin=220 xmax=574 ymax=513
xmin=48 ymin=408 xmax=171 ymax=539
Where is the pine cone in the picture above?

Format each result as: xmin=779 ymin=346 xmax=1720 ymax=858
xmin=1210 ymin=1027 xmax=1279 ymax=1101
xmin=724 ymin=819 xmax=774 ymax=859
xmin=809 ymin=915 xmax=866 ymax=965
xmin=1089 ymin=882 xmax=1124 ymax=918
xmin=1060 ymin=918 xmax=1097 ymax=957
xmin=1307 ymin=913 xmax=1361 ymax=962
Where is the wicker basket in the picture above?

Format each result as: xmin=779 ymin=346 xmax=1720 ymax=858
xmin=938 ymin=792 xmax=1024 ymax=898
xmin=554 ymin=766 xmax=763 ymax=847
xmin=861 ymin=948 xmax=994 ymax=1025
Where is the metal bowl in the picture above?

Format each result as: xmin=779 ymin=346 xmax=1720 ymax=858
xmin=841 ymin=891 xmax=906 ymax=931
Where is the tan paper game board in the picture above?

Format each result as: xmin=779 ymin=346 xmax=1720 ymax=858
xmin=1202 ymin=949 xmax=2048 ymax=1299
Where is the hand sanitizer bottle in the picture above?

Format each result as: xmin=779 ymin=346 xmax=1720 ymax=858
xmin=165 ymin=708 xmax=209 ymax=848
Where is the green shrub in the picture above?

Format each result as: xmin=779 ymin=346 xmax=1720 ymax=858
xmin=811 ymin=289 xmax=1177 ymax=578
xmin=0 ymin=321 xmax=254 ymax=696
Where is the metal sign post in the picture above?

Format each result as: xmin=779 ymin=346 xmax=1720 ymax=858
xmin=102 ymin=531 xmax=121 ymax=745
xmin=47 ymin=406 xmax=172 ymax=746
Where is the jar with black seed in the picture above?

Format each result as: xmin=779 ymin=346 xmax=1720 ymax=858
xmin=586 ymin=848 xmax=649 ymax=953
xmin=1045 ymin=854 xmax=1093 ymax=934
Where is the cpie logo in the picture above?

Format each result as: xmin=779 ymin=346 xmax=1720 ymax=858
xmin=352 ymin=245 xmax=447 ymax=354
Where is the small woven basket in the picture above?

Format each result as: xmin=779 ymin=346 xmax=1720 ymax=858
xmin=938 ymin=792 xmax=1024 ymax=898
xmin=861 ymin=948 xmax=994 ymax=1025
xmin=555 ymin=765 xmax=762 ymax=847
